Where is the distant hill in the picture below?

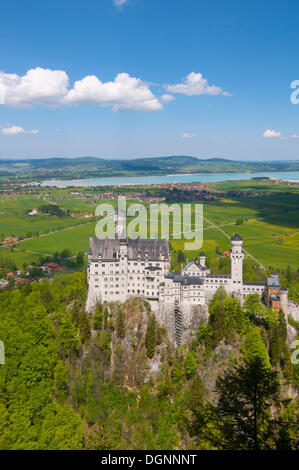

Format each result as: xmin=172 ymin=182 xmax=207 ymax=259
xmin=0 ymin=155 xmax=299 ymax=180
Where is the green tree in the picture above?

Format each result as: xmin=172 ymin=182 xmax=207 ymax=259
xmin=57 ymin=314 xmax=80 ymax=357
xmin=54 ymin=361 xmax=68 ymax=402
xmin=39 ymin=403 xmax=83 ymax=450
xmin=184 ymin=351 xmax=197 ymax=379
xmin=209 ymin=287 xmax=228 ymax=346
xmin=116 ymin=309 xmax=125 ymax=338
xmin=77 ymin=311 xmax=91 ymax=343
xmin=145 ymin=315 xmax=157 ymax=359
xmin=177 ymin=250 xmax=185 ymax=264
xmin=244 ymin=326 xmax=271 ymax=369
xmin=93 ymin=306 xmax=103 ymax=330
xmin=172 ymin=356 xmax=184 ymax=384
xmin=244 ymin=293 xmax=263 ymax=317
xmin=76 ymin=252 xmax=84 ymax=265
xmin=188 ymin=357 xmax=282 ymax=450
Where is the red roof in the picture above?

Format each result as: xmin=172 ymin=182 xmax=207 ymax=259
xmin=46 ymin=262 xmax=60 ymax=268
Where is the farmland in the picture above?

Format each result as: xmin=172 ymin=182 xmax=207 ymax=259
xmin=0 ymin=183 xmax=298 ymax=274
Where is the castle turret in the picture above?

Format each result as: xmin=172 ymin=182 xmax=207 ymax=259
xmin=279 ymin=288 xmax=288 ymax=318
xmin=199 ymin=251 xmax=206 ymax=267
xmin=115 ymin=196 xmax=127 ymax=240
xmin=230 ymin=233 xmax=244 ymax=284
xmin=114 ymin=210 xmax=126 ymax=239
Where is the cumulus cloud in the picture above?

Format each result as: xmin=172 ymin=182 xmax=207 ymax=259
xmin=64 ymin=73 xmax=162 ymax=111
xmin=0 ymin=125 xmax=39 ymax=135
xmin=263 ymin=129 xmax=281 ymax=138
xmin=165 ymin=72 xmax=229 ymax=96
xmin=181 ymin=133 xmax=196 ymax=139
xmin=161 ymin=94 xmax=175 ymax=102
xmin=0 ymin=67 xmax=69 ymax=107
xmin=0 ymin=67 xmax=162 ymax=112
xmin=290 ymin=134 xmax=299 ymax=139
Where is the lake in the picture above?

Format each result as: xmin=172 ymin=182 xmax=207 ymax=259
xmin=41 ymin=171 xmax=299 ymax=187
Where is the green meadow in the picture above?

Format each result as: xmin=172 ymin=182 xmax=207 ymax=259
xmin=0 ymin=189 xmax=298 ymax=271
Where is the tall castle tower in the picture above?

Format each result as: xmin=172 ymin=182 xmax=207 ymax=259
xmin=230 ymin=233 xmax=244 ymax=284
xmin=114 ymin=197 xmax=126 ymax=240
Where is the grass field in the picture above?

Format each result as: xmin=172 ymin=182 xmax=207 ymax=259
xmin=0 ymin=190 xmax=298 ymax=271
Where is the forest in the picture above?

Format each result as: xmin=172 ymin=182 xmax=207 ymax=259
xmin=0 ymin=272 xmax=298 ymax=450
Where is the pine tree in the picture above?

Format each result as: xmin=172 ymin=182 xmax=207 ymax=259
xmin=54 ymin=360 xmax=68 ymax=402
xmin=286 ymin=265 xmax=292 ymax=287
xmin=116 ymin=309 xmax=125 ymax=338
xmin=184 ymin=351 xmax=197 ymax=379
xmin=93 ymin=306 xmax=103 ymax=330
xmin=57 ymin=314 xmax=80 ymax=357
xmin=188 ymin=357 xmax=282 ymax=450
xmin=145 ymin=315 xmax=157 ymax=359
xmin=78 ymin=311 xmax=91 ymax=343
xmin=214 ymin=357 xmax=281 ymax=450
xmin=177 ymin=250 xmax=185 ymax=263
xmin=171 ymin=357 xmax=184 ymax=384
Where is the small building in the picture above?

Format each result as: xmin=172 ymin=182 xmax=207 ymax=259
xmin=265 ymin=274 xmax=288 ymax=314
xmin=28 ymin=208 xmax=38 ymax=215
xmin=0 ymin=279 xmax=9 ymax=288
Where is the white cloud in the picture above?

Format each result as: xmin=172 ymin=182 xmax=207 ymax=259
xmin=113 ymin=0 xmax=128 ymax=6
xmin=181 ymin=133 xmax=197 ymax=139
xmin=0 ymin=67 xmax=69 ymax=107
xmin=0 ymin=67 xmax=162 ymax=112
xmin=263 ymin=129 xmax=281 ymax=138
xmin=64 ymin=73 xmax=162 ymax=111
xmin=0 ymin=125 xmax=39 ymax=135
xmin=290 ymin=134 xmax=299 ymax=139
xmin=165 ymin=72 xmax=229 ymax=96
xmin=161 ymin=94 xmax=175 ymax=102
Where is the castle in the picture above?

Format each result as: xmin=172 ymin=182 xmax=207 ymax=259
xmin=86 ymin=212 xmax=288 ymax=345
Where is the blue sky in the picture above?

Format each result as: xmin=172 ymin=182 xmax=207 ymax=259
xmin=0 ymin=0 xmax=299 ymax=160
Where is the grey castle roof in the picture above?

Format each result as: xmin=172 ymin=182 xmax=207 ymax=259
xmin=267 ymin=275 xmax=280 ymax=287
xmin=199 ymin=251 xmax=206 ymax=257
xmin=231 ymin=233 xmax=243 ymax=241
xmin=165 ymin=272 xmax=204 ymax=285
xmin=184 ymin=258 xmax=207 ymax=271
xmin=89 ymin=237 xmax=169 ymax=261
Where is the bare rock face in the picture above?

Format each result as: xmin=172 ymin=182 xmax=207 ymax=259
xmin=288 ymin=301 xmax=299 ymax=321
xmin=159 ymin=302 xmax=208 ymax=347
xmin=287 ymin=300 xmax=299 ymax=344
xmin=287 ymin=324 xmax=298 ymax=344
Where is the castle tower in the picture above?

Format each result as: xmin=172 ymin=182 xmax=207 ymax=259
xmin=199 ymin=251 xmax=206 ymax=267
xmin=114 ymin=211 xmax=126 ymax=239
xmin=115 ymin=196 xmax=127 ymax=240
xmin=279 ymin=288 xmax=288 ymax=318
xmin=230 ymin=233 xmax=244 ymax=284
